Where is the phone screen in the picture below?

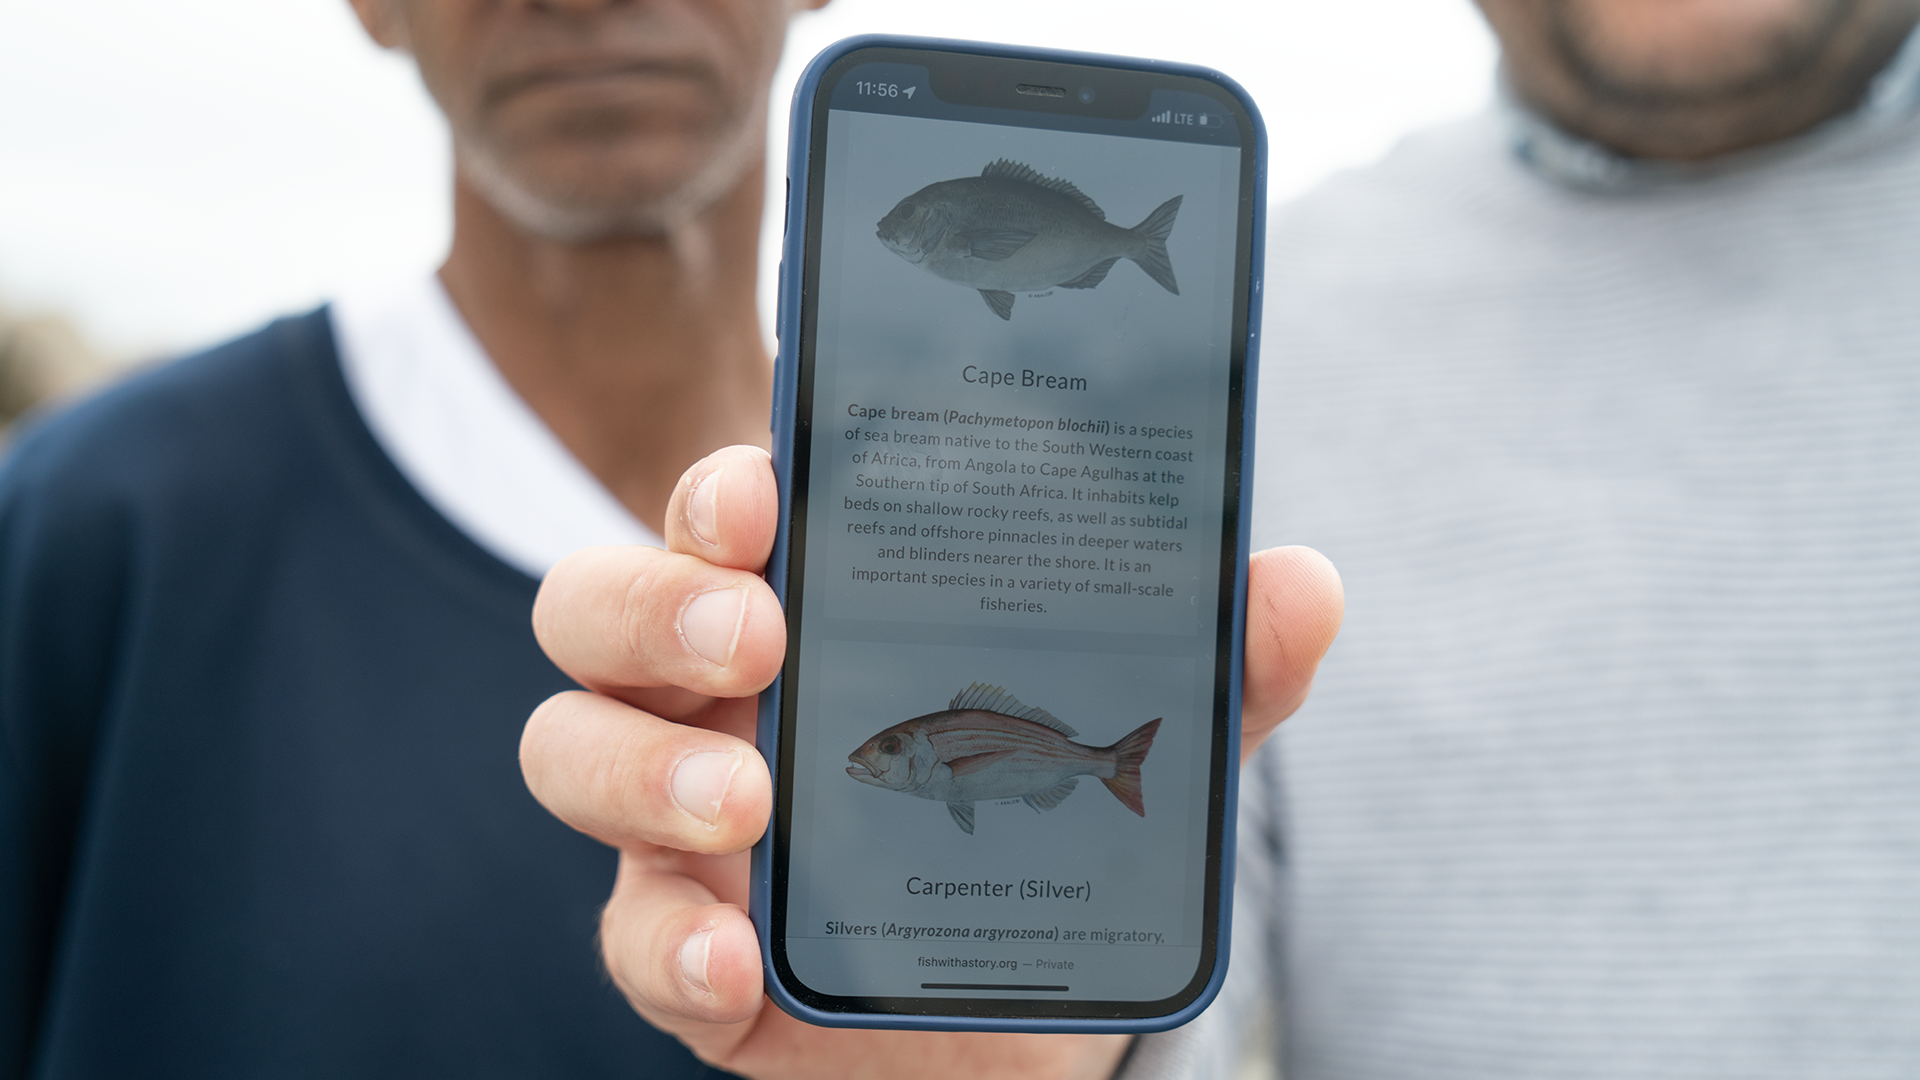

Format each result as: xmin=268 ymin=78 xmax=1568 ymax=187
xmin=774 ymin=46 xmax=1255 ymax=1021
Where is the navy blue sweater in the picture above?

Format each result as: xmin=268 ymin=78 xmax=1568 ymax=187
xmin=0 ymin=311 xmax=723 ymax=1077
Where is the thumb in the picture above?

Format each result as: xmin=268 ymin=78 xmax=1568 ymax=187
xmin=1240 ymin=546 xmax=1344 ymax=760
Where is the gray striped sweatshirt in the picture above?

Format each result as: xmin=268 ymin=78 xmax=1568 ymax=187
xmin=1131 ymin=28 xmax=1920 ymax=1080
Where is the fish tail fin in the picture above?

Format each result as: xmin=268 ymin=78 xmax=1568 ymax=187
xmin=1098 ymin=718 xmax=1161 ymax=817
xmin=1127 ymin=195 xmax=1182 ymax=295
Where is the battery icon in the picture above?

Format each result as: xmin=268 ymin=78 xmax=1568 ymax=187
xmin=1197 ymin=113 xmax=1215 ymax=127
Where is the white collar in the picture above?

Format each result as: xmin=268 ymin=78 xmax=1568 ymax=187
xmin=330 ymin=274 xmax=663 ymax=580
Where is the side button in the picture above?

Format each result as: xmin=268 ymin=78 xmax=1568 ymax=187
xmin=775 ymin=258 xmax=786 ymax=344
xmin=770 ymin=259 xmax=786 ymax=434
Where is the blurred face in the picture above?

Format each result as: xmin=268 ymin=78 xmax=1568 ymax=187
xmin=1516 ymin=0 xmax=1857 ymax=102
xmin=357 ymin=0 xmax=809 ymax=240
xmin=1477 ymin=0 xmax=1920 ymax=158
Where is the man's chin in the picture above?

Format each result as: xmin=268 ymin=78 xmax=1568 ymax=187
xmin=457 ymin=128 xmax=759 ymax=242
xmin=1551 ymin=0 xmax=1856 ymax=104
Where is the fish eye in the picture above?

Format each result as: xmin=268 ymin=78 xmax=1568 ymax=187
xmin=879 ymin=736 xmax=901 ymax=755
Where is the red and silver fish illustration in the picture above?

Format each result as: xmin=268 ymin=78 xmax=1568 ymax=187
xmin=845 ymin=682 xmax=1161 ymax=834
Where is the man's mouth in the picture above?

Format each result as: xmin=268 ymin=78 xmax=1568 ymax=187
xmin=486 ymin=55 xmax=712 ymax=109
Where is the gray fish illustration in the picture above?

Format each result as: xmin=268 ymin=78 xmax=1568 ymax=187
xmin=845 ymin=682 xmax=1161 ymax=834
xmin=875 ymin=160 xmax=1182 ymax=321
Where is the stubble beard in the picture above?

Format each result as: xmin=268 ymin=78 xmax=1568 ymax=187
xmin=1543 ymin=0 xmax=1864 ymax=107
xmin=1500 ymin=0 xmax=1920 ymax=157
xmin=455 ymin=108 xmax=765 ymax=243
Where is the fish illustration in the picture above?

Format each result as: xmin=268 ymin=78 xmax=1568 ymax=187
xmin=875 ymin=159 xmax=1182 ymax=321
xmin=845 ymin=682 xmax=1161 ymax=834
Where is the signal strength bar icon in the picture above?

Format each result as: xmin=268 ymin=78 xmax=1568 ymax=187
xmin=1150 ymin=110 xmax=1172 ymax=124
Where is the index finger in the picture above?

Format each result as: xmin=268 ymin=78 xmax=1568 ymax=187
xmin=534 ymin=545 xmax=785 ymax=700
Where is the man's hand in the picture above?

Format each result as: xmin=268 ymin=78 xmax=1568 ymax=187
xmin=520 ymin=445 xmax=1342 ymax=1080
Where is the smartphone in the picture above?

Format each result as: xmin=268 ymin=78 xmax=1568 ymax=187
xmin=755 ymin=35 xmax=1265 ymax=1033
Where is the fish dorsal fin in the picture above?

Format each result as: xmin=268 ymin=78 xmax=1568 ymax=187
xmin=980 ymin=159 xmax=1105 ymax=221
xmin=1024 ymin=777 xmax=1079 ymax=813
xmin=948 ymin=801 xmax=976 ymax=834
xmin=948 ymin=682 xmax=1077 ymax=738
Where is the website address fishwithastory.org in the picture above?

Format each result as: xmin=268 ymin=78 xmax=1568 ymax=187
xmin=917 ymin=956 xmax=1019 ymax=970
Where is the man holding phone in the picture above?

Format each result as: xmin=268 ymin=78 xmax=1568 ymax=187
xmin=522 ymin=0 xmax=1920 ymax=1078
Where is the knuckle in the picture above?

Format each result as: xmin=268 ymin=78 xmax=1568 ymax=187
xmin=614 ymin=556 xmax=678 ymax=677
xmin=585 ymin=712 xmax=654 ymax=835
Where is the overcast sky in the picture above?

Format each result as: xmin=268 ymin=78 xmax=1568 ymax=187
xmin=0 ymin=0 xmax=1495 ymax=359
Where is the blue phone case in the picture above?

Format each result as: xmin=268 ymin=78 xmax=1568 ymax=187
xmin=754 ymin=34 xmax=1267 ymax=1034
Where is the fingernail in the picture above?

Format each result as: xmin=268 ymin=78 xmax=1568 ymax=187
xmin=680 ymin=927 xmax=714 ymax=995
xmin=681 ymin=587 xmax=747 ymax=666
xmin=688 ymin=470 xmax=720 ymax=547
xmin=672 ymin=751 xmax=740 ymax=827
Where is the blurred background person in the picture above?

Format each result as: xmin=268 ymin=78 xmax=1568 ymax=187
xmin=1227 ymin=1 xmax=1920 ymax=1077
xmin=1 ymin=0 xmax=825 ymax=1075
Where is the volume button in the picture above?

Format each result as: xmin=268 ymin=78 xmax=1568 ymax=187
xmin=771 ymin=258 xmax=786 ymax=434
xmin=775 ymin=258 xmax=786 ymax=344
